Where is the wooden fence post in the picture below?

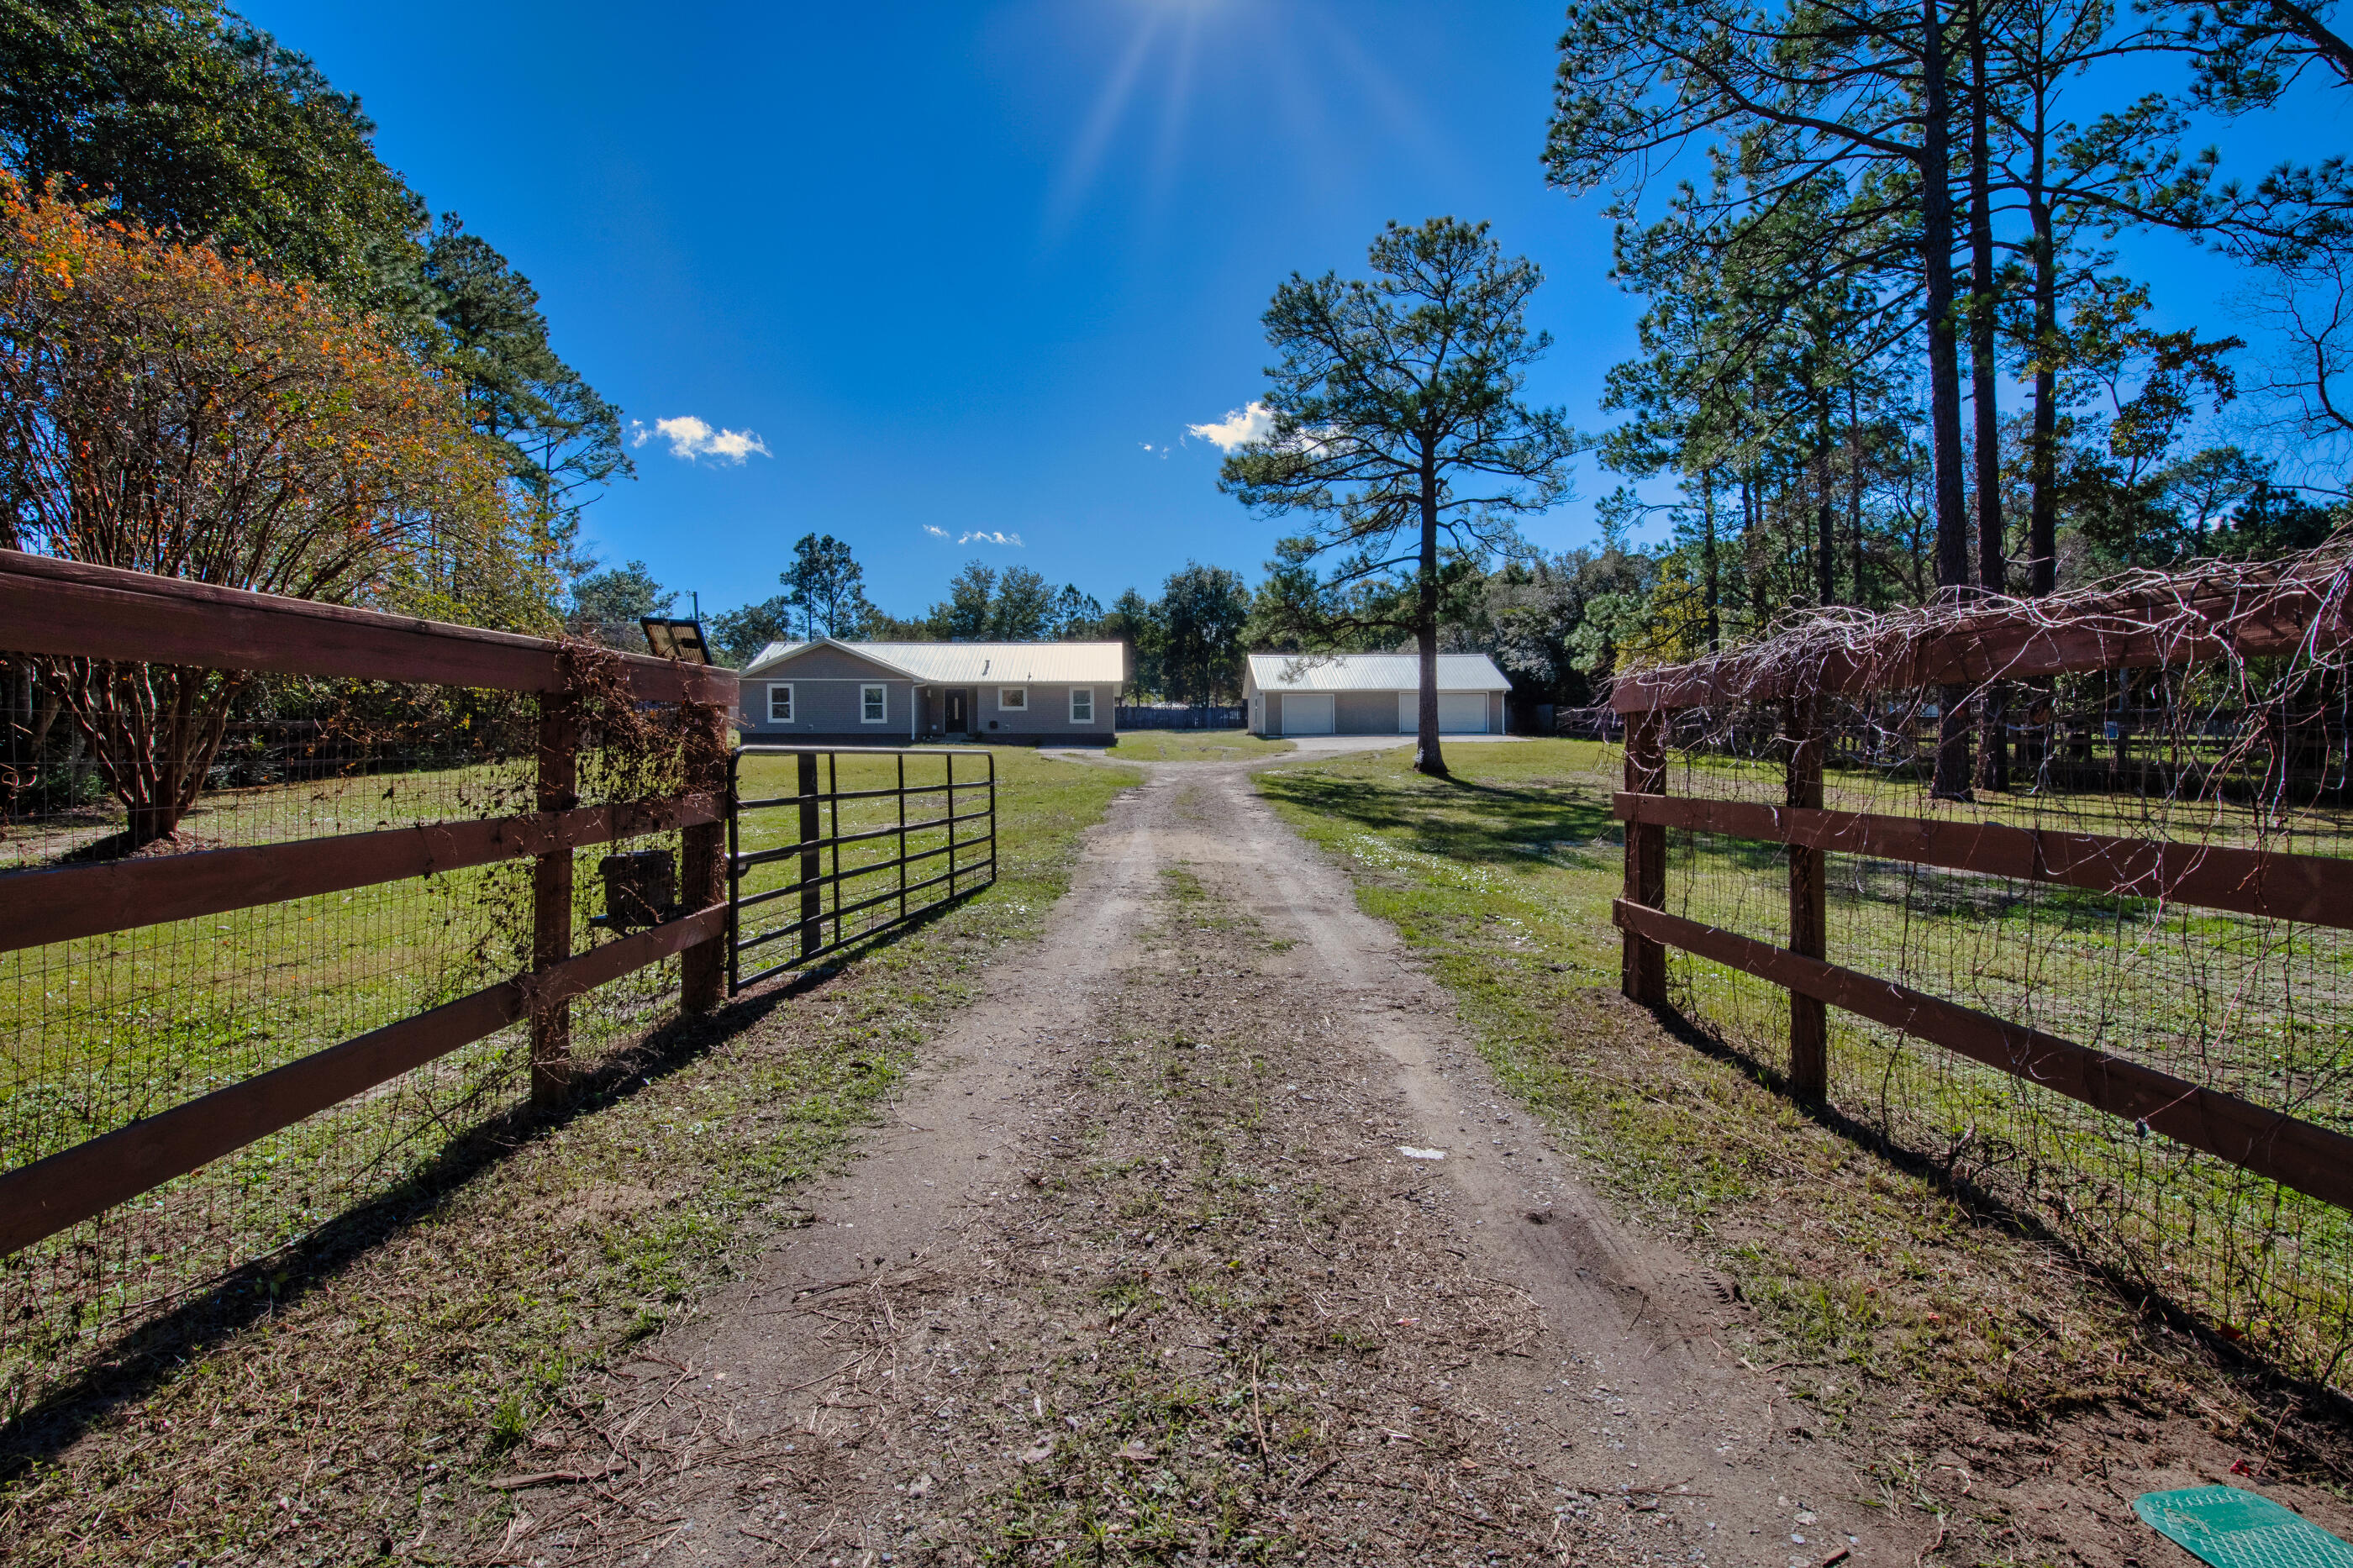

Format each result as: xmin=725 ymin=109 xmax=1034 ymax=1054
xmin=1785 ymin=696 xmax=1828 ymax=1100
xmin=677 ymin=701 xmax=729 ymax=1014
xmin=1622 ymin=708 xmax=1668 ymax=1006
xmin=797 ymin=750 xmax=822 ymax=964
xmin=531 ymin=693 xmax=580 ymax=1108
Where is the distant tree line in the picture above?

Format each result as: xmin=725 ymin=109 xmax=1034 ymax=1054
xmin=697 ymin=539 xmax=1255 ymax=705
xmin=692 ymin=523 xmax=1681 ymax=720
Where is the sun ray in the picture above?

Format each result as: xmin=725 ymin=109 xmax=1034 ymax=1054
xmin=1145 ymin=2 xmax=1208 ymax=222
xmin=1045 ymin=8 xmax=1169 ymax=238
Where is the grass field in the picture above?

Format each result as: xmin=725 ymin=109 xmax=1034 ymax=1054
xmin=0 ymin=743 xmax=1140 ymax=1538
xmin=1104 ymin=729 xmax=1295 ymax=761
xmin=1255 ymin=739 xmax=2353 ymax=1416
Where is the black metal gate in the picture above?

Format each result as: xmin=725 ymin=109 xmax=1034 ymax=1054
xmin=726 ymin=745 xmax=997 ymax=993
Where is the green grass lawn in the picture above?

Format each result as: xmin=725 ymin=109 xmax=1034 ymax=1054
xmin=0 ymin=745 xmax=1140 ymax=1455
xmin=1256 ymin=739 xmax=2353 ymax=1407
xmin=1105 ymin=729 xmax=1296 ymax=762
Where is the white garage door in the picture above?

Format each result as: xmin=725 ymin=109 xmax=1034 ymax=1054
xmin=1397 ymin=692 xmax=1490 ymax=733
xmin=1282 ymin=692 xmax=1334 ymax=735
xmin=1440 ymin=692 xmax=1489 ymax=733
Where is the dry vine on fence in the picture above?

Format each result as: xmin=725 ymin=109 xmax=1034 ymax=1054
xmin=1613 ymin=533 xmax=2353 ymax=1389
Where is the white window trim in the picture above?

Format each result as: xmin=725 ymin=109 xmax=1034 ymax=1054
xmin=768 ymin=682 xmax=794 ymax=724
xmin=860 ymin=683 xmax=888 ymax=723
xmin=1070 ymin=687 xmax=1095 ymax=724
xmin=998 ymin=686 xmax=1028 ymax=712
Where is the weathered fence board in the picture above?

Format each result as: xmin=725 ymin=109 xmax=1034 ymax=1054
xmin=0 ymin=549 xmax=732 ymax=705
xmin=1612 ymin=792 xmax=2353 ymax=929
xmin=0 ymin=795 xmax=720 ymax=955
xmin=0 ymin=903 xmax=729 ymax=1256
xmin=1610 ymin=898 xmax=2353 ymax=1211
xmin=1619 ymin=711 xmax=1667 ymax=1006
xmin=0 ymin=555 xmax=739 ymax=1267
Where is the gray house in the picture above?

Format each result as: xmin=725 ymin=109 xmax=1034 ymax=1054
xmin=739 ymin=639 xmax=1128 ymax=745
xmin=1245 ymin=652 xmax=1511 ymax=738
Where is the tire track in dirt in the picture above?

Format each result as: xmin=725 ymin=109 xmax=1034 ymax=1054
xmin=495 ymin=761 xmax=1898 ymax=1567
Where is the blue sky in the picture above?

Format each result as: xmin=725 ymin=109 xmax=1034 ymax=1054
xmin=242 ymin=0 xmax=2340 ymax=626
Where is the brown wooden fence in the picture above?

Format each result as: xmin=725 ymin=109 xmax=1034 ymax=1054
xmin=1608 ymin=584 xmax=2353 ymax=1215
xmin=0 ymin=550 xmax=737 ymax=1258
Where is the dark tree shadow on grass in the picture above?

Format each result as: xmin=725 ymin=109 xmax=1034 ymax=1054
xmin=1256 ymin=769 xmax=1621 ymax=869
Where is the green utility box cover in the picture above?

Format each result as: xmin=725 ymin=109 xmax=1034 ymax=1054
xmin=2135 ymin=1486 xmax=2353 ymax=1568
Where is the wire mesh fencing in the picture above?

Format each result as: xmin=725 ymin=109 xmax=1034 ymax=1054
xmin=1611 ymin=549 xmax=2353 ymax=1390
xmin=0 ymin=576 xmax=729 ymax=1419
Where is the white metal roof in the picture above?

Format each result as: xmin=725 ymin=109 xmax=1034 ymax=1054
xmin=745 ymin=639 xmax=1127 ymax=684
xmin=1246 ymin=651 xmax=1511 ymax=692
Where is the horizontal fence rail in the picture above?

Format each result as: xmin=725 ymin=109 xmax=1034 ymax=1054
xmin=0 ymin=795 xmax=719 ymax=954
xmin=728 ymin=746 xmax=997 ymax=992
xmin=1609 ymin=897 xmax=2353 ymax=1211
xmin=0 ymin=553 xmax=736 ymax=1292
xmin=0 ymin=904 xmax=727 ymax=1255
xmin=1610 ymin=707 xmax=2353 ymax=1209
xmin=0 ymin=549 xmax=732 ymax=706
xmin=1612 ymin=792 xmax=2353 ymax=929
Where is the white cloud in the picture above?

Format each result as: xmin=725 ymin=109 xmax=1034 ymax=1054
xmin=628 ymin=414 xmax=771 ymax=464
xmin=923 ymin=524 xmax=950 ymax=538
xmin=1187 ymin=401 xmax=1275 ymax=453
xmin=959 ymin=530 xmax=1023 ymax=546
xmin=698 ymin=426 xmax=769 ymax=461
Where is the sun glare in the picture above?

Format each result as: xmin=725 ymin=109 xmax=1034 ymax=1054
xmin=1042 ymin=0 xmax=1444 ymax=239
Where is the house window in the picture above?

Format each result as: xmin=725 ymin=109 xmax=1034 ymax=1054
xmin=1070 ymin=687 xmax=1095 ymax=724
xmin=861 ymin=684 xmax=887 ymax=723
xmin=998 ymin=687 xmax=1027 ymax=712
xmin=768 ymin=684 xmax=793 ymax=724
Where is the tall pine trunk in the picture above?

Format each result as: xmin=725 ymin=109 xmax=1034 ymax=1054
xmin=1814 ymin=394 xmax=1838 ymax=607
xmin=1414 ymin=452 xmax=1448 ymax=779
xmin=1923 ymin=0 xmax=1975 ymax=799
xmin=1703 ymin=472 xmax=1722 ymax=651
xmin=2025 ymin=128 xmax=2059 ymax=599
xmin=1847 ymin=385 xmax=1867 ymax=606
xmin=1969 ymin=0 xmax=2009 ymax=792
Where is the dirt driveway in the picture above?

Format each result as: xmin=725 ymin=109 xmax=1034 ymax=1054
xmin=501 ymin=760 xmax=1900 ymax=1566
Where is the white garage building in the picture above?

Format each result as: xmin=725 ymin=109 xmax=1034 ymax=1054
xmin=1244 ymin=652 xmax=1512 ymax=739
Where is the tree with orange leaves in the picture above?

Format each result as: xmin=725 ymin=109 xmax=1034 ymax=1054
xmin=0 ymin=176 xmax=524 ymax=850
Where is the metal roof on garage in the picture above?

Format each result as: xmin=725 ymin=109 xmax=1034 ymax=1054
xmin=1246 ymin=652 xmax=1510 ymax=692
xmin=745 ymin=639 xmax=1127 ymax=684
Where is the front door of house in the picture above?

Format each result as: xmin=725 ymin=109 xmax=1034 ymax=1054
xmin=945 ymin=689 xmax=968 ymax=730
